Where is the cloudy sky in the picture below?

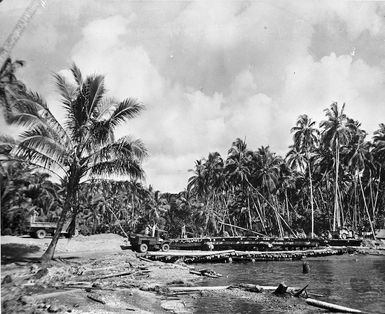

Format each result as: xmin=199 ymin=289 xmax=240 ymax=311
xmin=1 ymin=0 xmax=385 ymax=192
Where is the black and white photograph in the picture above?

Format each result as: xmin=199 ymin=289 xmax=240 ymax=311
xmin=1 ymin=0 xmax=385 ymax=313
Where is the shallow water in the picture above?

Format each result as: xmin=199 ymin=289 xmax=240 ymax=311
xmin=193 ymin=255 xmax=385 ymax=313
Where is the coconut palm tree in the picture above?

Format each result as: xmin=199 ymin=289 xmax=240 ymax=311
xmin=188 ymin=159 xmax=207 ymax=199
xmin=344 ymin=124 xmax=376 ymax=237
xmin=320 ymin=103 xmax=354 ymax=231
xmin=1 ymin=64 xmax=147 ymax=262
xmin=289 ymin=114 xmax=319 ymax=237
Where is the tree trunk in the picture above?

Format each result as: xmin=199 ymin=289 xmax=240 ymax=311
xmin=359 ymin=176 xmax=377 ymax=240
xmin=333 ymin=138 xmax=340 ymax=231
xmin=41 ymin=198 xmax=71 ymax=263
xmin=308 ymin=156 xmax=315 ymax=238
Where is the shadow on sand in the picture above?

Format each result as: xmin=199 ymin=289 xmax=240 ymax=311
xmin=1 ymin=243 xmax=42 ymax=264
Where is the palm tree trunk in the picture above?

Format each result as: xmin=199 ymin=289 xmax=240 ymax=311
xmin=251 ymin=197 xmax=267 ymax=233
xmin=354 ymin=177 xmax=358 ymax=230
xmin=285 ymin=190 xmax=290 ymax=224
xmin=359 ymin=176 xmax=376 ymax=240
xmin=308 ymin=159 xmax=315 ymax=238
xmin=247 ymin=194 xmax=252 ymax=230
xmin=333 ymin=137 xmax=340 ymax=231
xmin=373 ymin=169 xmax=381 ymax=225
xmin=41 ymin=196 xmax=71 ymax=263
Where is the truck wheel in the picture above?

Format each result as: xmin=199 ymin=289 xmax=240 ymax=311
xmin=36 ymin=229 xmax=47 ymax=239
xmin=139 ymin=243 xmax=148 ymax=253
xmin=161 ymin=243 xmax=170 ymax=252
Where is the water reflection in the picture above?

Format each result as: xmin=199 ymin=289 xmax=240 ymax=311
xmin=193 ymin=255 xmax=385 ymax=314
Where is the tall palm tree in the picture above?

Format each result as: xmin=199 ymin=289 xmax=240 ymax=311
xmin=188 ymin=159 xmax=207 ymax=199
xmin=345 ymin=124 xmax=376 ymax=237
xmin=320 ymin=103 xmax=354 ymax=231
xmin=289 ymin=114 xmax=319 ymax=237
xmin=1 ymin=64 xmax=147 ymax=261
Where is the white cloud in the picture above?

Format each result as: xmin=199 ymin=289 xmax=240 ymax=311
xmin=2 ymin=0 xmax=385 ymax=192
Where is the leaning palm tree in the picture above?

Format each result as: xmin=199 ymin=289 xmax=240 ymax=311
xmin=1 ymin=64 xmax=147 ymax=262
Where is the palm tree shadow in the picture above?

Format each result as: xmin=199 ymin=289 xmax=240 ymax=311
xmin=1 ymin=243 xmax=41 ymax=264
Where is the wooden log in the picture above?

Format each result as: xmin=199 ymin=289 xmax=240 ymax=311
xmin=87 ymin=295 xmax=106 ymax=304
xmin=94 ymin=271 xmax=134 ymax=280
xmin=293 ymin=284 xmax=308 ymax=297
xmin=306 ymin=298 xmax=362 ymax=313
xmin=138 ymin=256 xmax=155 ymax=263
xmin=168 ymin=286 xmax=230 ymax=292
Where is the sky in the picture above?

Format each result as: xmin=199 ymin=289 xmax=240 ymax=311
xmin=1 ymin=0 xmax=385 ymax=192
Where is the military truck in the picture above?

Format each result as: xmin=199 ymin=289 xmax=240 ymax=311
xmin=130 ymin=233 xmax=170 ymax=253
xmin=28 ymin=220 xmax=78 ymax=239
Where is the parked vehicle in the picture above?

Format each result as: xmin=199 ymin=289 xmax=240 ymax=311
xmin=331 ymin=227 xmax=356 ymax=240
xmin=129 ymin=233 xmax=170 ymax=253
xmin=28 ymin=221 xmax=78 ymax=239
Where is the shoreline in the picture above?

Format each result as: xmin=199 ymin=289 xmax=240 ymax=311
xmin=1 ymin=234 xmax=384 ymax=313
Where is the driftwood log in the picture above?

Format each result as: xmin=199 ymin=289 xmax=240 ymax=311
xmin=87 ymin=295 xmax=106 ymax=304
xmin=306 ymin=298 xmax=362 ymax=313
xmin=293 ymin=284 xmax=308 ymax=297
xmin=168 ymin=286 xmax=230 ymax=292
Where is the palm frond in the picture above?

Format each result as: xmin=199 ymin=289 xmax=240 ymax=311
xmin=88 ymin=158 xmax=145 ymax=180
xmin=70 ymin=63 xmax=83 ymax=87
xmin=54 ymin=73 xmax=76 ymax=109
xmin=85 ymin=136 xmax=147 ymax=165
xmin=0 ymin=135 xmax=18 ymax=155
xmin=85 ymin=75 xmax=105 ymax=117
xmin=11 ymin=144 xmax=67 ymax=178
xmin=108 ymin=99 xmax=144 ymax=129
xmin=18 ymin=128 xmax=69 ymax=166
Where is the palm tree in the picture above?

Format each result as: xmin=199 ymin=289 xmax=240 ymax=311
xmin=289 ymin=114 xmax=319 ymax=237
xmin=226 ymin=138 xmax=252 ymax=188
xmin=252 ymin=146 xmax=284 ymax=236
xmin=1 ymin=64 xmax=147 ymax=261
xmin=345 ymin=124 xmax=376 ymax=237
xmin=320 ymin=103 xmax=354 ymax=231
xmin=188 ymin=159 xmax=207 ymax=199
